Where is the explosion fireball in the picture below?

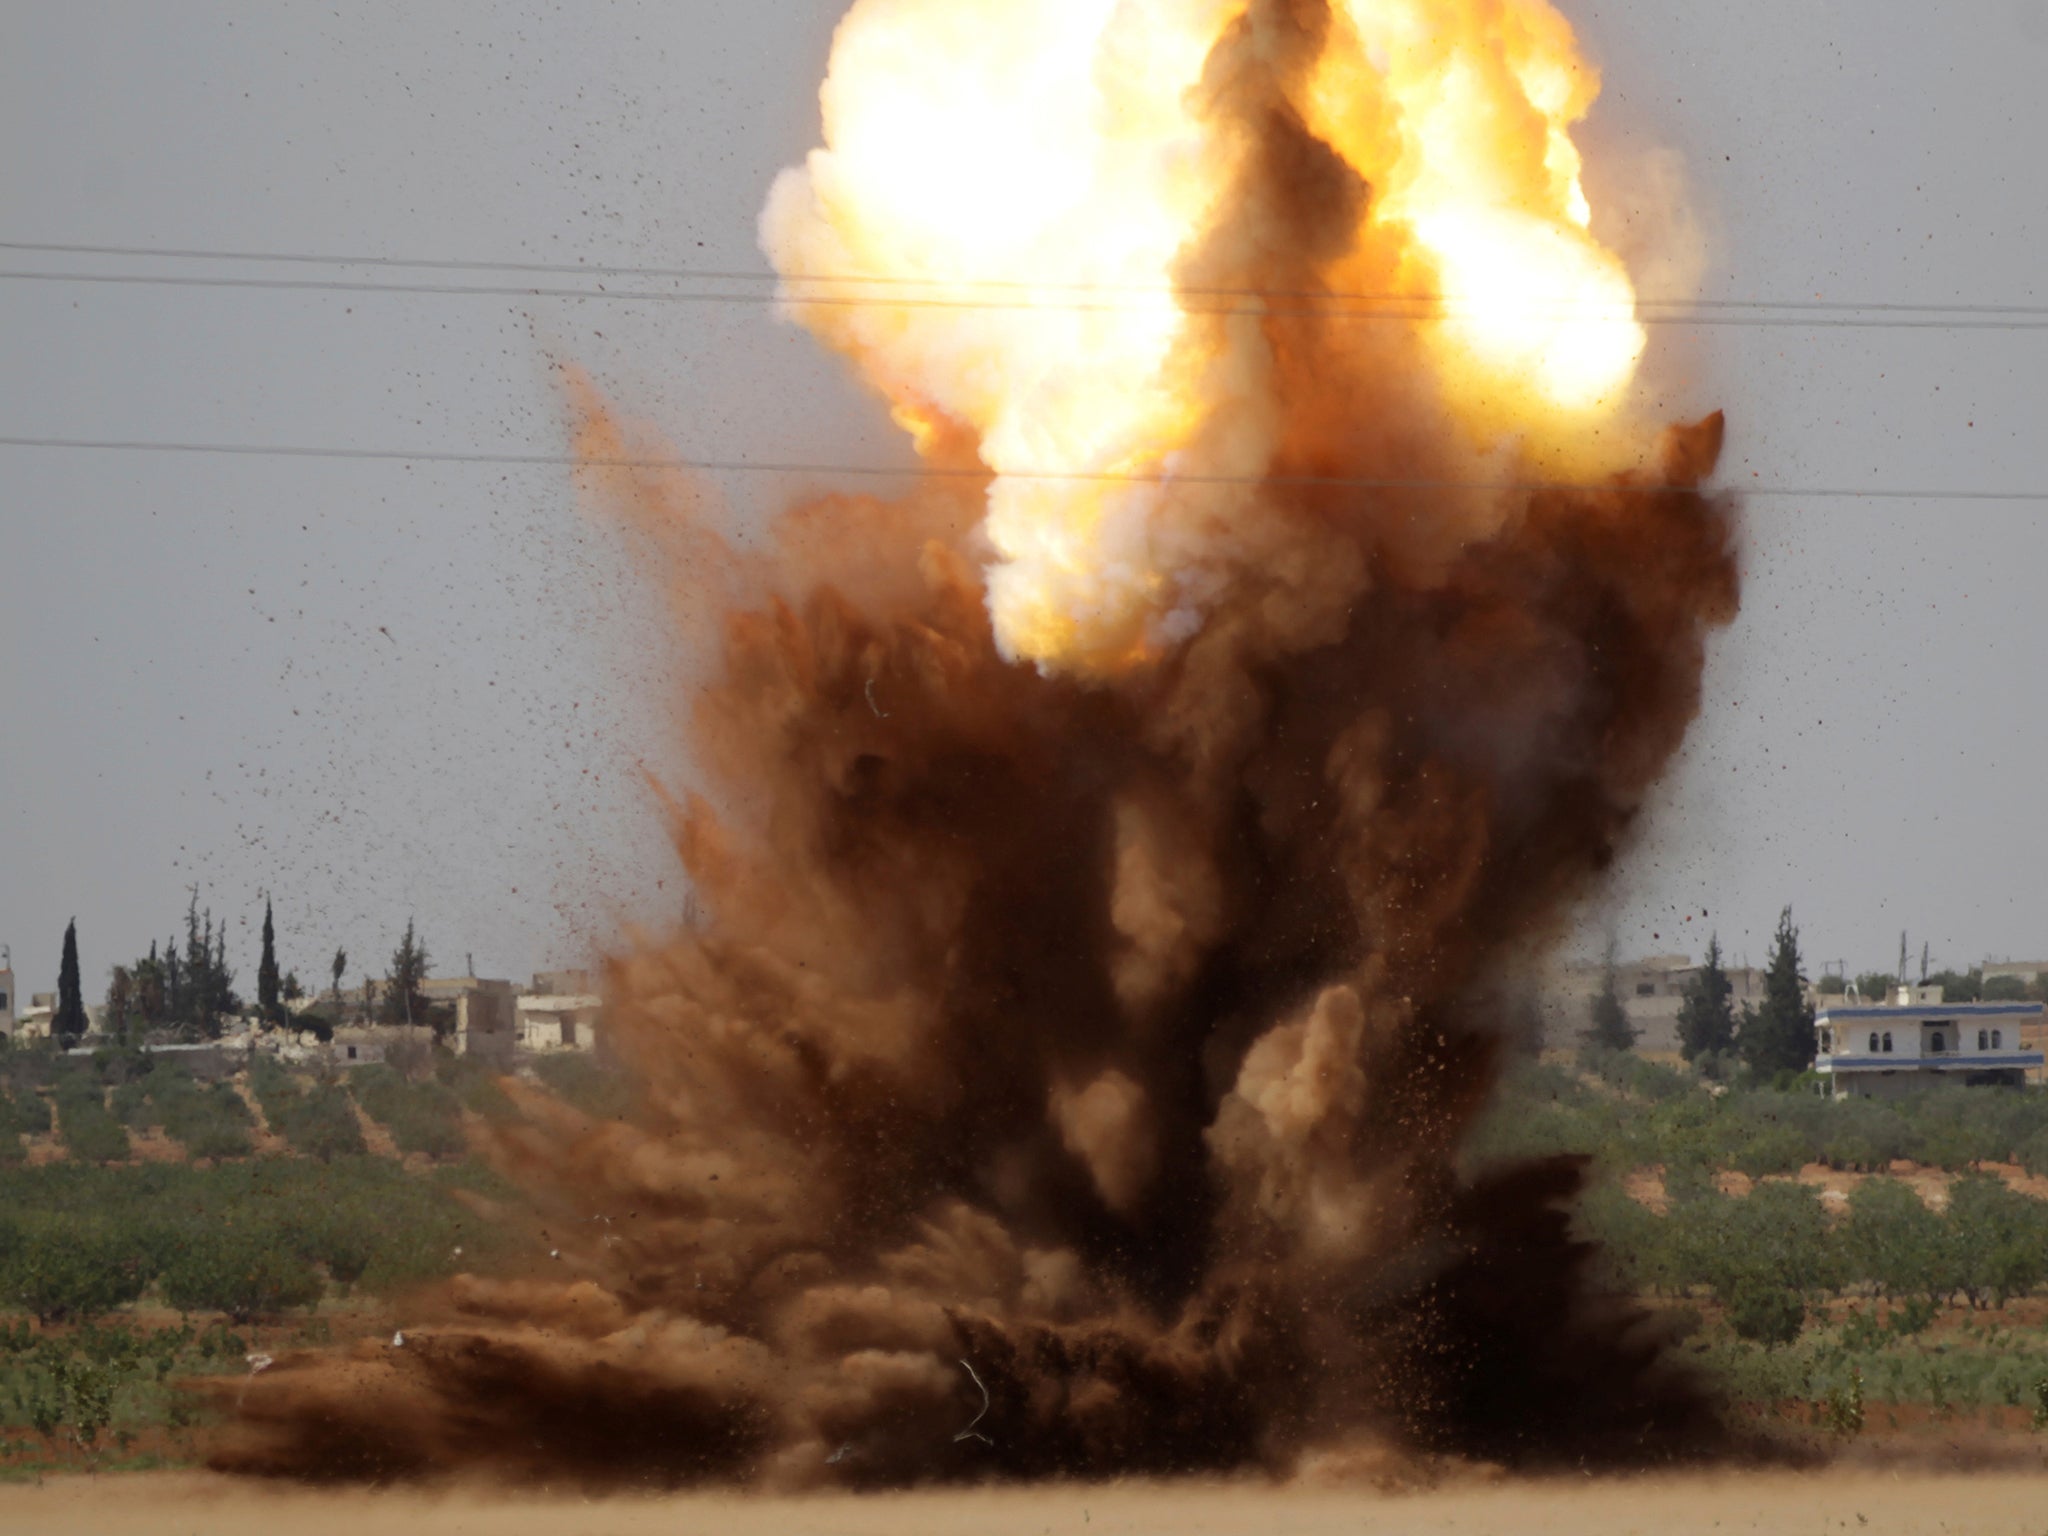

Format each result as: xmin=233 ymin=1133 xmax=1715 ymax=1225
xmin=216 ymin=0 xmax=1738 ymax=1486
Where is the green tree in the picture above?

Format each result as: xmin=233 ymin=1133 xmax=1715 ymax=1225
xmin=160 ymin=1226 xmax=323 ymax=1321
xmin=103 ymin=965 xmax=134 ymax=1045
xmin=0 ymin=1220 xmax=154 ymax=1323
xmin=1845 ymin=1178 xmax=1948 ymax=1301
xmin=53 ymin=919 xmax=88 ymax=1046
xmin=133 ymin=942 xmax=165 ymax=1027
xmin=1677 ymin=934 xmax=1737 ymax=1062
xmin=161 ymin=933 xmax=185 ymax=1024
xmin=1726 ymin=1279 xmax=1806 ymax=1347
xmin=1581 ymin=955 xmax=1637 ymax=1055
xmin=257 ymin=899 xmax=283 ymax=1027
xmin=1740 ymin=907 xmax=1814 ymax=1079
xmin=1925 ymin=967 xmax=1983 ymax=1003
xmin=330 ymin=946 xmax=348 ymax=1005
xmin=1945 ymin=1174 xmax=2048 ymax=1308
xmin=382 ymin=920 xmax=432 ymax=1027
xmin=1853 ymin=971 xmax=1897 ymax=1005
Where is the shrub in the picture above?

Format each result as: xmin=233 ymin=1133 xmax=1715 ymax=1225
xmin=1819 ymin=1134 xmax=1879 ymax=1172
xmin=110 ymin=1080 xmax=155 ymax=1129
xmin=0 ymin=1220 xmax=154 ymax=1322
xmin=1945 ymin=1174 xmax=2048 ymax=1306
xmin=54 ymin=1087 xmax=132 ymax=1163
xmin=1823 ymin=1367 xmax=1865 ymax=1435
xmin=350 ymin=1066 xmax=466 ymax=1158
xmin=271 ymin=1084 xmax=366 ymax=1160
xmin=248 ymin=1060 xmax=364 ymax=1160
xmin=1845 ymin=1179 xmax=1950 ymax=1301
xmin=159 ymin=1226 xmax=323 ymax=1321
xmin=151 ymin=1075 xmax=254 ymax=1160
xmin=1732 ymin=1127 xmax=1809 ymax=1179
xmin=0 ymin=1089 xmax=51 ymax=1142
xmin=1726 ymin=1279 xmax=1805 ymax=1347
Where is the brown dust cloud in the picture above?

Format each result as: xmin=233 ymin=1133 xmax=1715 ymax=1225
xmin=211 ymin=0 xmax=1741 ymax=1488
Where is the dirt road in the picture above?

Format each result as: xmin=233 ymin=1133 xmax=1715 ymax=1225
xmin=2 ymin=1471 xmax=2045 ymax=1536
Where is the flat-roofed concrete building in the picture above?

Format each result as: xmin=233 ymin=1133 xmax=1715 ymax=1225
xmin=1814 ymin=992 xmax=2045 ymax=1097
xmin=516 ymin=992 xmax=601 ymax=1053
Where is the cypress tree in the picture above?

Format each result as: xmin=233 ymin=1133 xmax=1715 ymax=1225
xmin=162 ymin=933 xmax=184 ymax=1024
xmin=54 ymin=919 xmax=88 ymax=1046
xmin=384 ymin=920 xmax=432 ymax=1027
xmin=1741 ymin=906 xmax=1816 ymax=1080
xmin=257 ymin=899 xmax=282 ymax=1027
xmin=1582 ymin=954 xmax=1638 ymax=1054
xmin=1677 ymin=934 xmax=1737 ymax=1062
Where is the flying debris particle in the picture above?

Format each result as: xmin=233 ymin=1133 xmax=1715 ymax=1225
xmin=953 ymin=1359 xmax=993 ymax=1447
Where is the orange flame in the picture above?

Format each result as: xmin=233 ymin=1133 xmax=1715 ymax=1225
xmin=764 ymin=0 xmax=1648 ymax=672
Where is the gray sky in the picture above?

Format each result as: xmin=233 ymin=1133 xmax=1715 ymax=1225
xmin=3 ymin=1 xmax=2046 ymax=997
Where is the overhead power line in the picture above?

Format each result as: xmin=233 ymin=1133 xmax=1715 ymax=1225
xmin=2 ymin=433 xmax=2044 ymax=501
xmin=4 ymin=238 xmax=2047 ymax=326
xmin=9 ymin=266 xmax=2048 ymax=331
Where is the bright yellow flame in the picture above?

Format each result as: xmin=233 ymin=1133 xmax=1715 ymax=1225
xmin=764 ymin=0 xmax=1651 ymax=672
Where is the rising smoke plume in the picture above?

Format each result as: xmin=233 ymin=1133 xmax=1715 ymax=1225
xmin=214 ymin=0 xmax=1739 ymax=1486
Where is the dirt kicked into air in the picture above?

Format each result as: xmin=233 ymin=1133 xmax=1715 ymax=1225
xmin=209 ymin=0 xmax=1751 ymax=1489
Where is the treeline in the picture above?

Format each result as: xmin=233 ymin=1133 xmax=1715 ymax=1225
xmin=98 ymin=893 xmax=251 ymax=1044
xmin=28 ymin=895 xmax=451 ymax=1048
xmin=1580 ymin=1171 xmax=2048 ymax=1347
xmin=1475 ymin=1057 xmax=2048 ymax=1350
xmin=1479 ymin=1056 xmax=2048 ymax=1179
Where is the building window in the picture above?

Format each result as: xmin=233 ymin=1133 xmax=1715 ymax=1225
xmin=1882 ymin=1032 xmax=1893 ymax=1053
xmin=1868 ymin=1031 xmax=1880 ymax=1052
xmin=1819 ymin=1027 xmax=1832 ymax=1052
xmin=1993 ymin=1029 xmax=2003 ymax=1049
xmin=346 ymin=1045 xmax=358 ymax=1060
xmin=1931 ymin=1031 xmax=1946 ymax=1054
xmin=0 ymin=992 xmax=8 ymax=1010
xmin=1978 ymin=1029 xmax=1988 ymax=1051
xmin=1635 ymin=983 xmax=1656 ymax=997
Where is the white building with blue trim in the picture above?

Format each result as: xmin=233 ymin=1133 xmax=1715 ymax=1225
xmin=1814 ymin=993 xmax=2044 ymax=1098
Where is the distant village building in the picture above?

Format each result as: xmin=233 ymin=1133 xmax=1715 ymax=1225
xmin=328 ymin=1023 xmax=435 ymax=1069
xmin=531 ymin=969 xmax=595 ymax=997
xmin=0 ymin=949 xmax=13 ymax=1039
xmin=516 ymin=991 xmax=602 ymax=1053
xmin=15 ymin=992 xmax=55 ymax=1044
xmin=450 ymin=983 xmax=519 ymax=1066
xmin=1537 ymin=953 xmax=1765 ymax=1057
xmin=1814 ymin=989 xmax=2046 ymax=1097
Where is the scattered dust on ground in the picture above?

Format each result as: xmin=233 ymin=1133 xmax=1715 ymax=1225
xmin=2 ymin=1471 xmax=2045 ymax=1536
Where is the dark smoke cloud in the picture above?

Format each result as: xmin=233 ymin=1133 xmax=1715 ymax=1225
xmin=210 ymin=0 xmax=1739 ymax=1487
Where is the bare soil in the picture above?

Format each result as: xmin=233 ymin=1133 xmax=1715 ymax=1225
xmin=2 ymin=1470 xmax=2046 ymax=1536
